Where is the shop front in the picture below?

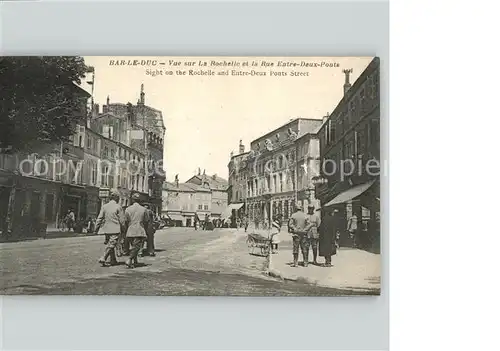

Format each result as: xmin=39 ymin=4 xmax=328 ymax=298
xmin=85 ymin=185 xmax=100 ymax=220
xmin=317 ymin=176 xmax=380 ymax=251
xmin=59 ymin=183 xmax=87 ymax=224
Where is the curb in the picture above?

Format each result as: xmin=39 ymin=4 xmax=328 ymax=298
xmin=266 ymin=265 xmax=318 ymax=285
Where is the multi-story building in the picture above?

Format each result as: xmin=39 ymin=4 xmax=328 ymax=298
xmin=316 ymin=57 xmax=380 ymax=247
xmin=244 ymin=118 xmax=323 ymax=225
xmin=0 ymin=84 xmax=91 ymax=233
xmin=226 ymin=140 xmax=250 ymax=219
xmin=91 ymin=84 xmax=166 ymax=215
xmin=162 ymin=175 xmax=212 ymax=227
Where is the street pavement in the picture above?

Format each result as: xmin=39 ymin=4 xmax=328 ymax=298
xmin=270 ymin=237 xmax=381 ymax=294
xmin=0 ymin=227 xmax=374 ymax=296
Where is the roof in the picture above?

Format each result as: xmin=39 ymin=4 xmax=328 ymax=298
xmin=163 ymin=181 xmax=211 ymax=193
xmin=186 ymin=174 xmax=228 ymax=191
xmin=320 ymin=57 xmax=380 ymax=131
xmin=250 ymin=118 xmax=322 ymax=150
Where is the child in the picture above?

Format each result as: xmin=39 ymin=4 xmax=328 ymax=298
xmin=270 ymin=215 xmax=281 ymax=254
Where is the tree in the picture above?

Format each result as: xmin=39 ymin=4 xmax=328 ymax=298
xmin=0 ymin=56 xmax=90 ymax=153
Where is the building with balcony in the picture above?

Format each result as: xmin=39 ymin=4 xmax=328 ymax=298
xmin=244 ymin=118 xmax=323 ymax=225
xmin=316 ymin=57 xmax=380 ymax=249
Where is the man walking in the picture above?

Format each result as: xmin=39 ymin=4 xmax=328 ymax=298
xmin=306 ymin=204 xmax=322 ymax=265
xmin=142 ymin=203 xmax=156 ymax=257
xmin=95 ymin=191 xmax=125 ymax=267
xmin=124 ymin=193 xmax=150 ymax=269
xmin=288 ymin=204 xmax=310 ymax=267
xmin=319 ymin=208 xmax=341 ymax=267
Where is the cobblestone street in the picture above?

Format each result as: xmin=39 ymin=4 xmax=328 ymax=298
xmin=0 ymin=227 xmax=370 ymax=296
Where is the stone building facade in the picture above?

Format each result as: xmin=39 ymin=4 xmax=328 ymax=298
xmin=185 ymin=170 xmax=228 ymax=219
xmin=316 ymin=57 xmax=380 ymax=248
xmin=244 ymin=118 xmax=323 ymax=225
xmin=0 ymin=84 xmax=92 ymax=233
xmin=162 ymin=178 xmax=211 ymax=227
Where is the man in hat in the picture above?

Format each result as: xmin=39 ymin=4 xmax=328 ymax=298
xmin=124 ymin=193 xmax=150 ymax=268
xmin=95 ymin=190 xmax=125 ymax=267
xmin=319 ymin=207 xmax=341 ymax=267
xmin=141 ymin=203 xmax=156 ymax=257
xmin=306 ymin=204 xmax=322 ymax=265
xmin=288 ymin=204 xmax=311 ymax=267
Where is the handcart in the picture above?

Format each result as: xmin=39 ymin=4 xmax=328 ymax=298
xmin=246 ymin=232 xmax=277 ymax=257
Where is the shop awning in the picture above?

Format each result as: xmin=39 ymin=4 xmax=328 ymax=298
xmin=221 ymin=203 xmax=245 ymax=219
xmin=322 ymin=179 xmax=377 ymax=207
xmin=167 ymin=214 xmax=184 ymax=221
xmin=231 ymin=203 xmax=244 ymax=210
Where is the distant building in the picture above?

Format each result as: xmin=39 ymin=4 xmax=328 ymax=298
xmin=185 ymin=170 xmax=229 ymax=220
xmin=162 ymin=176 xmax=211 ymax=227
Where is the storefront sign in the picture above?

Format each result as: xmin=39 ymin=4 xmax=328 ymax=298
xmin=99 ymin=188 xmax=110 ymax=198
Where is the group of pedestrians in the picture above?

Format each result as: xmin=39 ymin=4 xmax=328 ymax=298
xmin=288 ymin=204 xmax=340 ymax=267
xmin=94 ymin=191 xmax=157 ymax=269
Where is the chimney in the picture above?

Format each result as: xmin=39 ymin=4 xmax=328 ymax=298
xmin=175 ymin=174 xmax=179 ymax=188
xmin=322 ymin=113 xmax=329 ymax=124
xmin=212 ymin=174 xmax=217 ymax=180
xmin=139 ymin=83 xmax=145 ymax=105
xmin=343 ymin=68 xmax=353 ymax=96
xmin=106 ymin=95 xmax=110 ymax=105
xmin=239 ymin=140 xmax=245 ymax=154
xmin=198 ymin=167 xmax=201 ymax=176
xmin=102 ymin=104 xmax=108 ymax=114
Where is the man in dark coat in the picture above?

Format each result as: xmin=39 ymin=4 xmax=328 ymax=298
xmin=319 ymin=207 xmax=341 ymax=267
xmin=141 ymin=203 xmax=156 ymax=257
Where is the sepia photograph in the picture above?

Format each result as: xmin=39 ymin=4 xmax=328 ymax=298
xmin=0 ymin=56 xmax=381 ymax=296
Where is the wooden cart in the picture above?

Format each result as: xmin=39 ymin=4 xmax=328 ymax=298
xmin=246 ymin=232 xmax=276 ymax=257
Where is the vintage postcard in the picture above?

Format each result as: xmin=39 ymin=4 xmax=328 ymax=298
xmin=0 ymin=56 xmax=381 ymax=296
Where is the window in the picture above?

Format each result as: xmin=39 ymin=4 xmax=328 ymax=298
xmin=198 ymin=204 xmax=203 ymax=210
xmin=326 ymin=121 xmax=331 ymax=144
xmin=204 ymin=204 xmax=209 ymax=211
xmin=108 ymin=170 xmax=114 ymax=188
xmin=104 ymin=146 xmax=108 ymax=158
xmin=329 ymin=122 xmax=336 ymax=144
xmin=360 ymin=88 xmax=366 ymax=101
xmin=101 ymin=164 xmax=108 ymax=186
xmin=370 ymin=120 xmax=380 ymax=143
xmin=372 ymin=72 xmax=379 ymax=99
xmin=87 ymin=137 xmax=91 ymax=149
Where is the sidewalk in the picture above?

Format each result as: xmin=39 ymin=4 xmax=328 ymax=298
xmin=268 ymin=237 xmax=381 ymax=293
